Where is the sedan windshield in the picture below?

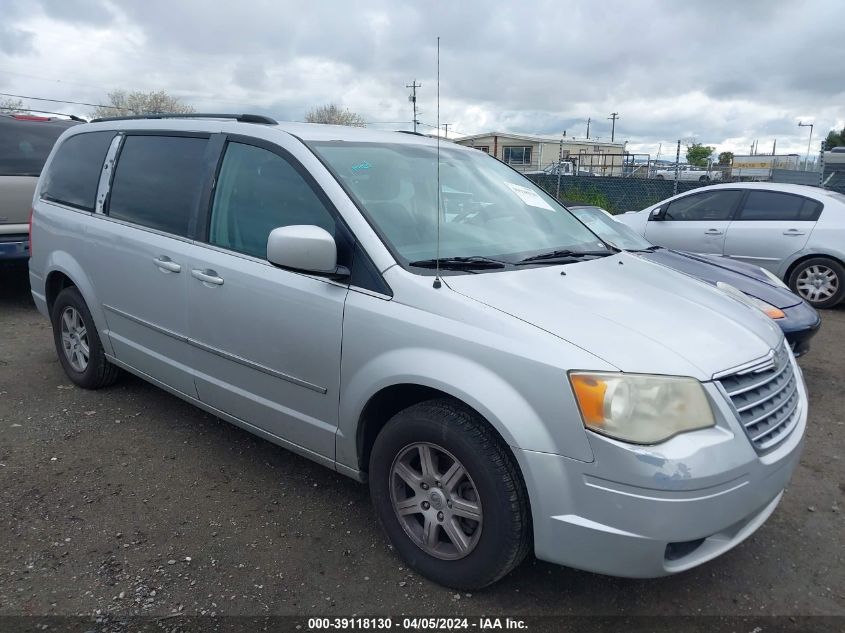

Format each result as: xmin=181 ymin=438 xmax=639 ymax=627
xmin=569 ymin=206 xmax=654 ymax=251
xmin=309 ymin=141 xmax=610 ymax=267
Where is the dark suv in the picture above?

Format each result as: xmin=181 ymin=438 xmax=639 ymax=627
xmin=0 ymin=113 xmax=81 ymax=260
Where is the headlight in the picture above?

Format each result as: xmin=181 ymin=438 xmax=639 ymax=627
xmin=569 ymin=372 xmax=715 ymax=444
xmin=716 ymin=281 xmax=785 ymax=319
xmin=760 ymin=267 xmax=789 ymax=290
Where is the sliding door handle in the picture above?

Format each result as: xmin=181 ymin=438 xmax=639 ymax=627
xmin=191 ymin=269 xmax=224 ymax=286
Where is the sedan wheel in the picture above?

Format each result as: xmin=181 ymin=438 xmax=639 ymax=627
xmin=789 ymin=257 xmax=845 ymax=309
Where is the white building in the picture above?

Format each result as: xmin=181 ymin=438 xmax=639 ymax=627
xmin=453 ymin=132 xmax=626 ymax=175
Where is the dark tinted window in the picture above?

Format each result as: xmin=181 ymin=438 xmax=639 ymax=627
xmin=41 ymin=131 xmax=114 ymax=211
xmin=108 ymin=135 xmax=208 ymax=237
xmin=663 ymin=189 xmax=743 ymax=221
xmin=738 ymin=191 xmax=822 ymax=221
xmin=0 ymin=115 xmax=79 ymax=176
xmin=208 ymin=142 xmax=335 ymax=259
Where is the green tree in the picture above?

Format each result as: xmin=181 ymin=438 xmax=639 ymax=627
xmin=91 ymin=90 xmax=195 ymax=119
xmin=305 ymin=103 xmax=366 ymax=127
xmin=825 ymin=126 xmax=845 ymax=148
xmin=717 ymin=151 xmax=734 ymax=165
xmin=0 ymin=97 xmax=25 ymax=112
xmin=686 ymin=142 xmax=715 ymax=167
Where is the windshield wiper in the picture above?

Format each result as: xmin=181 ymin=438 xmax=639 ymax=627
xmin=626 ymin=245 xmax=662 ymax=253
xmin=409 ymin=256 xmax=506 ymax=270
xmin=516 ymin=249 xmax=614 ymax=265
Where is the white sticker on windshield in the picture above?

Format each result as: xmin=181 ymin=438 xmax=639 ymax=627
xmin=505 ymin=182 xmax=554 ymax=211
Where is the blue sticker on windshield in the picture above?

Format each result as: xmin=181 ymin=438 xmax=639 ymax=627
xmin=351 ymin=161 xmax=371 ymax=172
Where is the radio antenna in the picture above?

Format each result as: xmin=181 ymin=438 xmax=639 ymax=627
xmin=433 ymin=35 xmax=442 ymax=289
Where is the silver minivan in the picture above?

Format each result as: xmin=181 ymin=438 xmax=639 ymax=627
xmin=29 ymin=115 xmax=807 ymax=589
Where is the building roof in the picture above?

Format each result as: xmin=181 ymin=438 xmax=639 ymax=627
xmin=454 ymin=131 xmax=624 ymax=148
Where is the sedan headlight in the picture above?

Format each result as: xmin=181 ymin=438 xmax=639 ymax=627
xmin=759 ymin=267 xmax=789 ymax=290
xmin=716 ymin=281 xmax=785 ymax=319
xmin=569 ymin=372 xmax=715 ymax=444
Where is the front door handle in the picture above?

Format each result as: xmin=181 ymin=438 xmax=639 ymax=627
xmin=154 ymin=256 xmax=181 ymax=273
xmin=783 ymin=229 xmax=806 ymax=236
xmin=704 ymin=228 xmax=723 ymax=235
xmin=191 ymin=268 xmax=224 ymax=286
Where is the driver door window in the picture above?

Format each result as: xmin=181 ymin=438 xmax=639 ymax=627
xmin=208 ymin=141 xmax=336 ymax=259
xmin=646 ymin=189 xmax=743 ymax=255
xmin=663 ymin=190 xmax=742 ymax=221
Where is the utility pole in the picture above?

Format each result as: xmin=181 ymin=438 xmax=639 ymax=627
xmin=586 ymin=117 xmax=591 ymax=139
xmin=406 ymin=80 xmax=421 ymax=133
xmin=798 ymin=121 xmax=813 ymax=170
xmin=608 ymin=112 xmax=619 ymax=142
xmin=442 ymin=123 xmax=451 ymax=139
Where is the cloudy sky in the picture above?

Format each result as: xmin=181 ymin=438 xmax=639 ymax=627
xmin=1 ymin=0 xmax=843 ymax=159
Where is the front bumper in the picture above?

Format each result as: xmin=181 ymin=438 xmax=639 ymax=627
xmin=0 ymin=234 xmax=29 ymax=260
xmin=779 ymin=301 xmax=821 ymax=357
xmin=516 ymin=372 xmax=806 ymax=578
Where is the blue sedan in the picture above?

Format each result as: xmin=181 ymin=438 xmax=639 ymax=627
xmin=570 ymin=206 xmax=821 ymax=356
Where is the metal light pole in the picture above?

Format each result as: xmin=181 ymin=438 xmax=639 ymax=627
xmin=798 ymin=121 xmax=813 ymax=170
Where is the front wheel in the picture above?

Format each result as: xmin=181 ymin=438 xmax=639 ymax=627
xmin=788 ymin=257 xmax=845 ymax=308
xmin=698 ymin=175 xmax=710 ymax=182
xmin=369 ymin=399 xmax=531 ymax=589
xmin=654 ymin=174 xmax=664 ymax=180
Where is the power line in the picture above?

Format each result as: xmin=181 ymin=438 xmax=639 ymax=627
xmin=0 ymin=91 xmax=131 ymax=111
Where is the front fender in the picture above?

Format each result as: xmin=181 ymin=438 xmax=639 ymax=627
xmin=337 ymin=347 xmax=559 ymax=469
xmin=336 ymin=289 xmax=604 ymax=472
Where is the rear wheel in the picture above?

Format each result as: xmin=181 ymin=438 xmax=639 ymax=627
xmin=369 ymin=399 xmax=531 ymax=589
xmin=51 ymin=287 xmax=121 ymax=389
xmin=788 ymin=257 xmax=845 ymax=308
xmin=698 ymin=175 xmax=710 ymax=182
xmin=655 ymin=174 xmax=665 ymax=180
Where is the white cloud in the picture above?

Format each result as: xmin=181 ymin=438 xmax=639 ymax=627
xmin=0 ymin=0 xmax=842 ymax=157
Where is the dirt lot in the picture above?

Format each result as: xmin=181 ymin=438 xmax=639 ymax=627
xmin=1 ymin=262 xmax=843 ymax=620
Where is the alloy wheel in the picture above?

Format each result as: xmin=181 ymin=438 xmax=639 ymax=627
xmin=389 ymin=442 xmax=483 ymax=560
xmin=60 ymin=306 xmax=89 ymax=372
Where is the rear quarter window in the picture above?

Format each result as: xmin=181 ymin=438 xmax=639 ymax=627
xmin=41 ymin=131 xmax=115 ymax=211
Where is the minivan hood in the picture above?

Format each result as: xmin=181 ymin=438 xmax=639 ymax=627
xmin=445 ymin=253 xmax=783 ymax=380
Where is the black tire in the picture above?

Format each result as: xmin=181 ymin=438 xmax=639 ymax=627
xmin=655 ymin=174 xmax=664 ymax=180
xmin=698 ymin=175 xmax=710 ymax=182
xmin=369 ymin=399 xmax=531 ymax=589
xmin=51 ymin=286 xmax=121 ymax=389
xmin=788 ymin=257 xmax=845 ymax=309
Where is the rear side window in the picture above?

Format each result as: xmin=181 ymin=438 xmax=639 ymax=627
xmin=108 ymin=135 xmax=208 ymax=237
xmin=738 ymin=191 xmax=822 ymax=221
xmin=41 ymin=131 xmax=114 ymax=211
xmin=0 ymin=116 xmax=79 ymax=176
xmin=663 ymin=189 xmax=743 ymax=221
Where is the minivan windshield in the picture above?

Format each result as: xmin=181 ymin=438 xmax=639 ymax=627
xmin=569 ymin=206 xmax=654 ymax=251
xmin=310 ymin=141 xmax=610 ymax=268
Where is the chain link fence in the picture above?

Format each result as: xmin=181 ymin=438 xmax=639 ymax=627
xmin=521 ymin=140 xmax=845 ymax=213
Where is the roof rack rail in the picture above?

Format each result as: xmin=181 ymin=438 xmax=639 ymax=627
xmin=90 ymin=113 xmax=277 ymax=124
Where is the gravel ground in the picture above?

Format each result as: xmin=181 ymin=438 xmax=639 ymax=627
xmin=0 ymin=261 xmax=843 ymax=619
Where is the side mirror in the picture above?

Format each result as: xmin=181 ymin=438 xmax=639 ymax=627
xmin=649 ymin=207 xmax=664 ymax=221
xmin=266 ymin=225 xmax=349 ymax=279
